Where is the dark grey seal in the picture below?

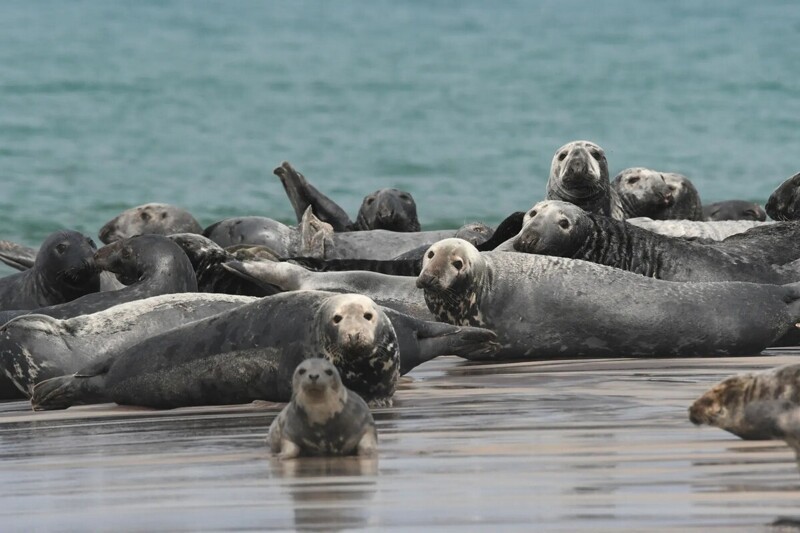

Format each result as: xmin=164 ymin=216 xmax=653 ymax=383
xmin=98 ymin=203 xmax=203 ymax=244
xmin=766 ymin=171 xmax=800 ymax=221
xmin=660 ymin=173 xmax=703 ymax=220
xmin=275 ymin=161 xmax=421 ymax=232
xmin=32 ymin=292 xmax=401 ymax=410
xmin=512 ymin=201 xmax=797 ymax=283
xmin=689 ymin=363 xmax=800 ymax=440
xmin=268 ymin=358 xmax=377 ymax=459
xmin=415 ymin=238 xmax=800 ymax=360
xmin=0 ymin=234 xmax=198 ymax=325
xmin=702 ymin=200 xmax=767 ymax=221
xmin=546 ymin=140 xmax=620 ymax=218
xmin=0 ymin=293 xmax=256 ymax=396
xmin=0 ymin=230 xmax=100 ymax=311
xmin=741 ymin=401 xmax=800 ymax=462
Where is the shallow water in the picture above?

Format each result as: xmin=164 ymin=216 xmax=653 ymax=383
xmin=1 ymin=353 xmax=799 ymax=530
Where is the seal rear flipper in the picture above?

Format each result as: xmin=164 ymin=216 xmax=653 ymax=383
xmin=222 ymin=259 xmax=307 ymax=291
xmin=299 ymin=207 xmax=335 ymax=259
xmin=31 ymin=374 xmax=110 ymax=411
xmin=274 ymin=161 xmax=353 ymax=232
xmin=415 ymin=322 xmax=500 ymax=361
xmin=0 ymin=241 xmax=37 ymax=271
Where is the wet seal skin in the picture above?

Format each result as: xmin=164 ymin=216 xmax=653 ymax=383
xmin=267 ymin=358 xmax=378 ymax=459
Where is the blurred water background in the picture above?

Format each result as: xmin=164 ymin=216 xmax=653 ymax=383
xmin=1 ymin=0 xmax=799 ymax=258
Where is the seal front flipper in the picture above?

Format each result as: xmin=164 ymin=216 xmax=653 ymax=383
xmin=30 ymin=354 xmax=116 ymax=410
xmin=274 ymin=161 xmax=353 ymax=232
xmin=0 ymin=240 xmax=37 ymax=271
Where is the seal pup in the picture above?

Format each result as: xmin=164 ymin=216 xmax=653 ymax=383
xmin=512 ymin=201 xmax=797 ymax=283
xmin=611 ymin=168 xmax=675 ymax=219
xmin=98 ymin=203 xmax=203 ymax=244
xmin=689 ymin=364 xmax=800 ymax=440
xmin=625 ymin=217 xmax=772 ymax=240
xmin=0 ymin=230 xmax=100 ymax=311
xmin=415 ymin=238 xmax=800 ymax=359
xmin=766 ymin=171 xmax=800 ymax=221
xmin=267 ymin=359 xmax=377 ymax=459
xmin=702 ymin=200 xmax=767 ymax=222
xmin=660 ymin=173 xmax=702 ymax=220
xmin=275 ymin=161 xmax=421 ymax=232
xmin=546 ymin=140 xmax=621 ymax=218
xmin=0 ymin=234 xmax=198 ymax=324
xmin=32 ymin=292 xmax=400 ymax=410
xmin=0 ymin=292 xmax=256 ymax=396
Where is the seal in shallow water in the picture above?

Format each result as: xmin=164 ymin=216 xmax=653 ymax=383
xmin=98 ymin=203 xmax=203 ymax=244
xmin=0 ymin=230 xmax=99 ymax=311
xmin=31 ymin=292 xmax=401 ymax=410
xmin=267 ymin=358 xmax=378 ymax=459
xmin=688 ymin=364 xmax=800 ymax=440
xmin=415 ymin=238 xmax=800 ymax=360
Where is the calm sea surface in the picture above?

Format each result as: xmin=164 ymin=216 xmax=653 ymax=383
xmin=2 ymin=0 xmax=800 ymax=252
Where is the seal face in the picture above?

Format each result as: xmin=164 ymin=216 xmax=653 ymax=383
xmin=98 ymin=203 xmax=202 ymax=244
xmin=766 ymin=171 xmax=800 ymax=221
xmin=354 ymin=189 xmax=421 ymax=232
xmin=703 ymin=200 xmax=767 ymax=222
xmin=546 ymin=140 xmax=613 ymax=217
xmin=0 ymin=230 xmax=100 ymax=311
xmin=612 ymin=168 xmax=675 ymax=219
xmin=660 ymin=173 xmax=702 ymax=220
xmin=689 ymin=364 xmax=800 ymax=439
xmin=267 ymin=358 xmax=377 ymax=459
xmin=513 ymin=201 xmax=591 ymax=258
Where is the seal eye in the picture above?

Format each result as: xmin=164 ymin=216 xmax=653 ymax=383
xmin=121 ymin=247 xmax=132 ymax=259
xmin=298 ymin=368 xmax=307 ymax=376
xmin=365 ymin=197 xmax=375 ymax=206
xmin=140 ymin=212 xmax=151 ymax=221
xmin=399 ymin=194 xmax=410 ymax=201
xmin=528 ymin=210 xmax=537 ymax=218
xmin=86 ymin=238 xmax=96 ymax=249
xmin=452 ymin=260 xmax=463 ymax=270
xmin=627 ymin=176 xmax=640 ymax=185
xmin=55 ymin=243 xmax=68 ymax=254
xmin=325 ymin=369 xmax=333 ymax=376
xmin=363 ymin=312 xmax=373 ymax=321
xmin=590 ymin=150 xmax=603 ymax=160
xmin=427 ymin=251 xmax=434 ymax=259
xmin=557 ymin=152 xmax=567 ymax=161
xmin=558 ymin=219 xmax=570 ymax=230
xmin=161 ymin=212 xmax=168 ymax=219
xmin=333 ymin=315 xmax=342 ymax=324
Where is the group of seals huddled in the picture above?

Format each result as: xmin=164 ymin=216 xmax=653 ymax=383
xmin=2 ymin=144 xmax=800 ymax=460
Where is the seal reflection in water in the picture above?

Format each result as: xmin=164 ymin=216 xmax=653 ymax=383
xmin=268 ymin=359 xmax=378 ymax=460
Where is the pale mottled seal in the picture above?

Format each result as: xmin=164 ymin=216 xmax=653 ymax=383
xmin=0 ymin=234 xmax=198 ymax=325
xmin=268 ymin=358 xmax=377 ymax=459
xmin=0 ymin=230 xmax=100 ymax=311
xmin=546 ymin=140 xmax=620 ymax=218
xmin=415 ymin=238 xmax=800 ymax=359
xmin=98 ymin=203 xmax=203 ymax=244
xmin=766 ymin=171 xmax=800 ymax=221
xmin=512 ymin=201 xmax=796 ymax=283
xmin=275 ymin=161 xmax=420 ymax=232
xmin=689 ymin=364 xmax=800 ymax=440
xmin=626 ymin=217 xmax=772 ymax=240
xmin=32 ymin=292 xmax=400 ymax=410
xmin=660 ymin=173 xmax=703 ymax=220
xmin=0 ymin=293 xmax=255 ymax=396
xmin=703 ymin=200 xmax=767 ymax=222
xmin=612 ymin=168 xmax=675 ymax=219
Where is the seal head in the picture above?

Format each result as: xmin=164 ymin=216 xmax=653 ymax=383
xmin=99 ymin=203 xmax=202 ymax=244
xmin=354 ymin=189 xmax=421 ymax=232
xmin=546 ymin=140 xmax=611 ymax=216
xmin=513 ymin=201 xmax=590 ymax=257
xmin=612 ymin=168 xmax=675 ymax=219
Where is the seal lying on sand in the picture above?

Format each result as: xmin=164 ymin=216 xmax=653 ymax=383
xmin=766 ymin=171 xmax=800 ymax=221
xmin=275 ymin=161 xmax=420 ymax=232
xmin=98 ymin=203 xmax=203 ymax=244
xmin=546 ymin=140 xmax=621 ymax=218
xmin=268 ymin=359 xmax=377 ymax=459
xmin=689 ymin=364 xmax=800 ymax=440
xmin=703 ymin=200 xmax=767 ymax=222
xmin=0 ymin=230 xmax=99 ymax=311
xmin=0 ymin=293 xmax=256 ymax=396
xmin=0 ymin=234 xmax=197 ymax=325
xmin=512 ymin=201 xmax=799 ymax=283
xmin=31 ymin=292 xmax=404 ymax=410
xmin=415 ymin=238 xmax=800 ymax=360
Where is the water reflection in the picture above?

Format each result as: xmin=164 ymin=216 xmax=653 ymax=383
xmin=270 ymin=456 xmax=378 ymax=531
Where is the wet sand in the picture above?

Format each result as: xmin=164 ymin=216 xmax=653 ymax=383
xmin=1 ymin=351 xmax=799 ymax=531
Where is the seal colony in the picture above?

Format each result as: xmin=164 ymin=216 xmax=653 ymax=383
xmin=2 ymin=140 xmax=800 ymax=462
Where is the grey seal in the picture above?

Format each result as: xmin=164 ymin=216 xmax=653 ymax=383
xmin=612 ymin=168 xmax=675 ymax=219
xmin=546 ymin=140 xmax=620 ymax=218
xmin=274 ymin=161 xmax=420 ymax=232
xmin=625 ymin=217 xmax=772 ymax=240
xmin=415 ymin=238 xmax=800 ymax=359
xmin=702 ymin=200 xmax=767 ymax=221
xmin=512 ymin=201 xmax=797 ymax=283
xmin=98 ymin=203 xmax=203 ymax=244
xmin=660 ymin=173 xmax=703 ymax=220
xmin=31 ymin=292 xmax=401 ymax=410
xmin=766 ymin=171 xmax=800 ymax=221
xmin=741 ymin=401 xmax=800 ymax=462
xmin=0 ymin=230 xmax=100 ymax=311
xmin=689 ymin=363 xmax=800 ymax=440
xmin=268 ymin=358 xmax=378 ymax=459
xmin=0 ymin=292 xmax=255 ymax=396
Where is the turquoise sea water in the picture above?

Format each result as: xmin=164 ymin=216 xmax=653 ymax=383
xmin=1 ymin=0 xmax=799 ymax=254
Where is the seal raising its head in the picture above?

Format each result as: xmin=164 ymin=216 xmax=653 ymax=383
xmin=660 ymin=173 xmax=702 ymax=220
xmin=267 ymin=358 xmax=377 ymax=459
xmin=546 ymin=140 xmax=614 ymax=217
xmin=766 ymin=171 xmax=800 ymax=221
xmin=98 ymin=203 xmax=202 ymax=244
xmin=689 ymin=364 xmax=800 ymax=439
xmin=354 ymin=189 xmax=421 ymax=232
xmin=612 ymin=168 xmax=675 ymax=219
